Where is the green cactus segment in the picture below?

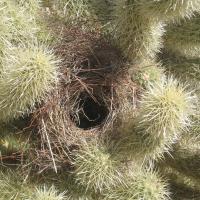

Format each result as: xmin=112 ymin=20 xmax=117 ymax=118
xmin=0 ymin=169 xmax=67 ymax=200
xmin=44 ymin=0 xmax=113 ymax=25
xmin=0 ymin=0 xmax=200 ymax=198
xmin=49 ymin=0 xmax=91 ymax=24
xmin=15 ymin=0 xmax=41 ymax=15
xmin=0 ymin=124 xmax=30 ymax=157
xmin=88 ymin=0 xmax=114 ymax=23
xmin=61 ymin=175 xmax=95 ymax=200
xmin=165 ymin=135 xmax=200 ymax=180
xmin=0 ymin=1 xmax=38 ymax=47
xmin=164 ymin=15 xmax=200 ymax=58
xmin=189 ymin=111 xmax=200 ymax=139
xmin=135 ymin=0 xmax=200 ymax=21
xmin=0 ymin=133 xmax=29 ymax=156
xmin=73 ymin=141 xmax=122 ymax=193
xmin=0 ymin=169 xmax=33 ymax=200
xmin=162 ymin=166 xmax=200 ymax=193
xmin=118 ymin=77 xmax=195 ymax=161
xmin=117 ymin=125 xmax=173 ymax=162
xmin=162 ymin=53 xmax=200 ymax=83
xmin=30 ymin=185 xmax=67 ymax=200
xmin=114 ymin=1 xmax=165 ymax=61
xmin=103 ymin=169 xmax=170 ymax=200
xmin=138 ymin=77 xmax=195 ymax=137
xmin=129 ymin=61 xmax=164 ymax=87
xmin=0 ymin=45 xmax=59 ymax=122
xmin=137 ymin=77 xmax=195 ymax=158
xmin=114 ymin=0 xmax=200 ymax=61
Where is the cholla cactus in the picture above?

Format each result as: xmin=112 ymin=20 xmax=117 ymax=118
xmin=114 ymin=1 xmax=165 ymax=61
xmin=30 ymin=185 xmax=67 ymax=200
xmin=61 ymin=175 xmax=94 ymax=200
xmin=164 ymin=15 xmax=200 ymax=58
xmin=103 ymin=169 xmax=170 ymax=200
xmin=114 ymin=0 xmax=200 ymax=61
xmin=0 ymin=0 xmax=39 ymax=47
xmin=16 ymin=0 xmax=41 ymax=14
xmin=1 ymin=0 xmax=200 ymax=199
xmin=162 ymin=53 xmax=200 ymax=83
xmin=138 ymin=77 xmax=195 ymax=136
xmin=162 ymin=166 xmax=200 ymax=194
xmin=117 ymin=77 xmax=196 ymax=161
xmin=0 ymin=169 xmax=32 ymax=199
xmin=0 ymin=124 xmax=30 ymax=156
xmin=49 ymin=0 xmax=91 ymax=24
xmin=0 ymin=133 xmax=29 ymax=155
xmin=0 ymin=170 xmax=67 ymax=200
xmin=165 ymin=134 xmax=200 ymax=180
xmin=190 ymin=110 xmax=200 ymax=139
xmin=73 ymin=140 xmax=122 ymax=192
xmin=134 ymin=0 xmax=200 ymax=21
xmin=129 ymin=60 xmax=164 ymax=87
xmin=88 ymin=0 xmax=114 ymax=23
xmin=0 ymin=44 xmax=59 ymax=122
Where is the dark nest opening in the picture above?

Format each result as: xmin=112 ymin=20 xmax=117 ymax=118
xmin=30 ymin=26 xmax=138 ymax=172
xmin=71 ymin=92 xmax=109 ymax=129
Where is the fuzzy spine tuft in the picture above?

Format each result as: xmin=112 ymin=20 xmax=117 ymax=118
xmin=0 ymin=44 xmax=59 ymax=122
xmin=117 ymin=77 xmax=196 ymax=161
xmin=73 ymin=140 xmax=122 ymax=193
xmin=114 ymin=0 xmax=165 ymax=61
xmin=30 ymin=185 xmax=67 ymax=200
xmin=103 ymin=169 xmax=170 ymax=200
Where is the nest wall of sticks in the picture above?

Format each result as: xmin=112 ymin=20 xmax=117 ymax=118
xmin=1 ymin=23 xmax=138 ymax=172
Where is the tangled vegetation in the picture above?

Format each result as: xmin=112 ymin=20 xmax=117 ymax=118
xmin=0 ymin=0 xmax=200 ymax=199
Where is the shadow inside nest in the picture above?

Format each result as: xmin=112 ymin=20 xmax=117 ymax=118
xmin=71 ymin=92 xmax=109 ymax=129
xmin=27 ymin=26 xmax=138 ymax=172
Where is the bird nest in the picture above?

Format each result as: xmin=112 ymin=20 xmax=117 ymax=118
xmin=30 ymin=26 xmax=138 ymax=172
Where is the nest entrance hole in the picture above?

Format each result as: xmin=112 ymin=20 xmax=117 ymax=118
xmin=73 ymin=93 xmax=109 ymax=130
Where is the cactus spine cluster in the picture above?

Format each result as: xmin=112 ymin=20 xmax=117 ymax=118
xmin=0 ymin=44 xmax=59 ymax=122
xmin=114 ymin=1 xmax=165 ymax=61
xmin=116 ymin=77 xmax=195 ymax=162
xmin=73 ymin=141 xmax=122 ymax=193
xmin=0 ymin=0 xmax=200 ymax=199
xmin=103 ymin=169 xmax=170 ymax=200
